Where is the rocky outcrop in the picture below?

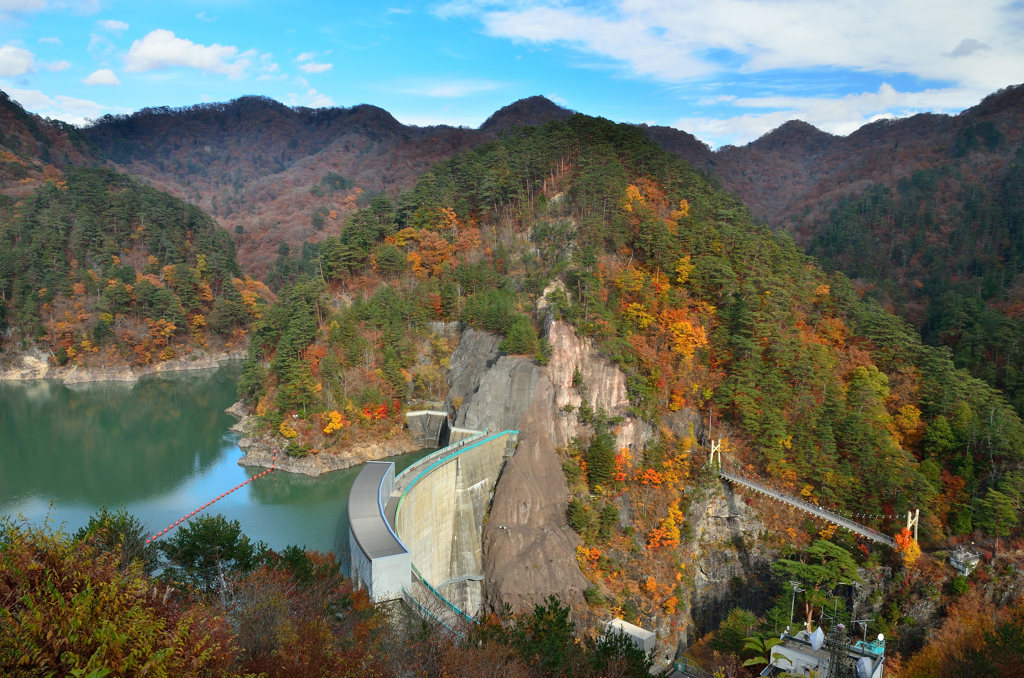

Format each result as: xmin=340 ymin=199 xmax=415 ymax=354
xmin=684 ymin=483 xmax=776 ymax=637
xmin=544 ymin=319 xmax=653 ymax=452
xmin=0 ymin=348 xmax=247 ymax=384
xmin=445 ymin=329 xmax=541 ymax=433
xmin=661 ymin=407 xmax=708 ymax=446
xmin=443 ymin=327 xmax=590 ymax=612
xmin=481 ymin=375 xmax=591 ymax=613
xmin=234 ymin=414 xmax=419 ymax=477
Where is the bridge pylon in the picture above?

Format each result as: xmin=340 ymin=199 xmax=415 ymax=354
xmin=708 ymin=439 xmax=722 ymax=467
xmin=906 ymin=509 xmax=919 ymax=542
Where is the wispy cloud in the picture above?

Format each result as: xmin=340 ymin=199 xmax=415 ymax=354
xmin=124 ymin=29 xmax=251 ymax=79
xmin=7 ymin=87 xmax=107 ymax=125
xmin=38 ymin=37 xmax=61 ymax=45
xmin=295 ymin=52 xmax=332 ymax=73
xmin=440 ymin=0 xmax=1024 ymax=145
xmin=47 ymin=59 xmax=71 ymax=71
xmin=87 ymin=33 xmax=115 ymax=60
xmin=95 ymin=19 xmax=128 ymax=34
xmin=196 ymin=12 xmax=215 ymax=22
xmin=393 ymin=77 xmax=503 ymax=97
xmin=286 ymin=87 xmax=334 ymax=107
xmin=677 ymin=83 xmax=979 ymax=146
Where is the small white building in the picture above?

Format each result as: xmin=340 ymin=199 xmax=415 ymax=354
xmin=608 ymin=618 xmax=656 ymax=653
xmin=761 ymin=629 xmax=885 ymax=678
xmin=949 ymin=546 xmax=981 ymax=576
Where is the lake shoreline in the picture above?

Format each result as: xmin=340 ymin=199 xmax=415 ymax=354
xmin=229 ymin=404 xmax=422 ymax=478
xmin=0 ymin=348 xmax=248 ymax=384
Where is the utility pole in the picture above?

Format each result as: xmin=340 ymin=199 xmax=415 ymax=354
xmin=789 ymin=581 xmax=806 ymax=631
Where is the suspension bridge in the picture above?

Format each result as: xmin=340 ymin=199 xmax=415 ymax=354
xmin=709 ymin=442 xmax=904 ymax=548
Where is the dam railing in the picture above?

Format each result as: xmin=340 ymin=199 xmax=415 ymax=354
xmin=718 ymin=468 xmax=897 ymax=548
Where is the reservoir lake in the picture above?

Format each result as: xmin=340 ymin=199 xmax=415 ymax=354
xmin=0 ymin=364 xmax=429 ymax=562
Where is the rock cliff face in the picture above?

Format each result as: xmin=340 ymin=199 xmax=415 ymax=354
xmin=544 ymin=319 xmax=652 ymax=452
xmin=445 ymin=329 xmax=541 ymax=433
xmin=446 ymin=322 xmax=656 ymax=613
xmin=481 ymin=375 xmax=591 ymax=612
xmin=684 ymin=484 xmax=776 ymax=637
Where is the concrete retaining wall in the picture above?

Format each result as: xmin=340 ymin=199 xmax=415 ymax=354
xmin=395 ymin=431 xmax=517 ymax=617
xmin=405 ymin=410 xmax=450 ymax=447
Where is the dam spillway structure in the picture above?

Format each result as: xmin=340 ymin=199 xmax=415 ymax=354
xmin=348 ymin=416 xmax=518 ymax=618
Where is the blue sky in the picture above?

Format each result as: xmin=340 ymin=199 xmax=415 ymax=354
xmin=2 ymin=0 xmax=1022 ymax=147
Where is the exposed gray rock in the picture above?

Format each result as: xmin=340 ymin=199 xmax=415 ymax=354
xmin=685 ymin=482 xmax=776 ymax=636
xmin=544 ymin=319 xmax=652 ymax=452
xmin=481 ymin=375 xmax=590 ymax=613
xmin=445 ymin=329 xmax=502 ymax=412
xmin=446 ymin=328 xmax=541 ymax=433
xmin=0 ymin=348 xmax=247 ymax=384
xmin=662 ymin=408 xmax=708 ymax=446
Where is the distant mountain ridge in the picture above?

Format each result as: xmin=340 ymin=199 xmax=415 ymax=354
xmin=2 ymin=86 xmax=1023 ymax=279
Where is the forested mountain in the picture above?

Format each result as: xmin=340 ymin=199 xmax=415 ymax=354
xmin=0 ymin=167 xmax=271 ymax=366
xmin=2 ymin=89 xmax=1024 ymax=676
xmin=79 ymin=97 xmax=524 ymax=275
xmin=649 ymin=85 xmax=1024 ymax=418
xmin=245 ymin=111 xmax=1021 ymax=544
xmin=0 ymin=91 xmax=92 ymax=195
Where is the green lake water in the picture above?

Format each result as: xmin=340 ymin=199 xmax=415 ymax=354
xmin=0 ymin=364 xmax=429 ymax=562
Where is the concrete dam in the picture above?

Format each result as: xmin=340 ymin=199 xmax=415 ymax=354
xmin=348 ymin=421 xmax=518 ymax=620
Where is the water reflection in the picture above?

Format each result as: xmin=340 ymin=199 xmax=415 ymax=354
xmin=0 ymin=365 xmax=429 ymax=557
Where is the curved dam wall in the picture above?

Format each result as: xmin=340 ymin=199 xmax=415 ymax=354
xmin=394 ymin=430 xmax=517 ymax=617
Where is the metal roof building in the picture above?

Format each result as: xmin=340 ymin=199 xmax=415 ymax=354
xmin=348 ymin=461 xmax=410 ymax=602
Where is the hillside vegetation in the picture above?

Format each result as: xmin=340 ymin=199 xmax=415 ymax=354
xmin=652 ymin=85 xmax=1024 ymax=421
xmin=0 ymin=167 xmax=272 ymax=367
xmin=248 ymin=111 xmax=1022 ymax=546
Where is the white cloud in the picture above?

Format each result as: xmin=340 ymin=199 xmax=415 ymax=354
xmin=287 ymin=88 xmax=334 ymax=107
xmin=676 ymin=83 xmax=983 ymax=147
xmin=387 ymin=7 xmax=411 ymax=13
xmin=38 ymin=36 xmax=62 ymax=45
xmin=84 ymin=68 xmax=120 ymax=85
xmin=443 ymin=1 xmax=1024 ymax=93
xmin=7 ymin=87 xmax=53 ymax=110
xmin=306 ymin=88 xmax=333 ymax=107
xmin=547 ymin=93 xmax=568 ymax=105
xmin=2 ymin=0 xmax=101 ymax=14
xmin=298 ymin=61 xmax=332 ymax=73
xmin=0 ymin=44 xmax=35 ymax=77
xmin=47 ymin=59 xmax=70 ymax=71
xmin=0 ymin=0 xmax=47 ymax=12
xmin=124 ymin=29 xmax=250 ymax=78
xmin=295 ymin=52 xmax=332 ymax=73
xmin=395 ymin=78 xmax=502 ymax=97
xmin=256 ymin=52 xmax=283 ymax=81
xmin=7 ymin=87 xmax=105 ymax=125
xmin=196 ymin=11 xmax=214 ymax=22
xmin=96 ymin=19 xmax=128 ymax=33
xmin=436 ymin=0 xmax=1024 ymax=146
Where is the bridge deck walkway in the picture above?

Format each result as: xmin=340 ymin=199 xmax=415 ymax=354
xmin=719 ymin=469 xmax=896 ymax=548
